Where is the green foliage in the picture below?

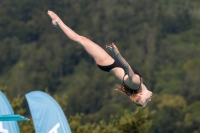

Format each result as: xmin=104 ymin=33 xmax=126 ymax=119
xmin=149 ymin=94 xmax=200 ymax=133
xmin=69 ymin=108 xmax=154 ymax=133
xmin=0 ymin=37 xmax=20 ymax=74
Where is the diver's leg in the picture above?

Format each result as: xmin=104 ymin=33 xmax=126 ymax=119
xmin=47 ymin=10 xmax=114 ymax=66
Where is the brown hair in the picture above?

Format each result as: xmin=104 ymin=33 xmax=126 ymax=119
xmin=115 ymin=84 xmax=142 ymax=106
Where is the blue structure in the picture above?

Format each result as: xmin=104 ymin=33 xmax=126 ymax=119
xmin=26 ymin=91 xmax=72 ymax=133
xmin=0 ymin=114 xmax=29 ymax=121
xmin=0 ymin=91 xmax=20 ymax=133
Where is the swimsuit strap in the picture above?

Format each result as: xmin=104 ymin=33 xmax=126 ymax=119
xmin=122 ymin=73 xmax=127 ymax=85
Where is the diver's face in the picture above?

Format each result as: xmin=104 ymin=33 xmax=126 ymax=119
xmin=139 ymin=84 xmax=153 ymax=107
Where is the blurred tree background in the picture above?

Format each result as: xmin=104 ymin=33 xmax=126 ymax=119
xmin=0 ymin=0 xmax=200 ymax=132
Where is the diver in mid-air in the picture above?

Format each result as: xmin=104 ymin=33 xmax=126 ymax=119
xmin=47 ymin=10 xmax=152 ymax=107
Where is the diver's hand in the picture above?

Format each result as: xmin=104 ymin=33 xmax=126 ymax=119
xmin=106 ymin=43 xmax=120 ymax=56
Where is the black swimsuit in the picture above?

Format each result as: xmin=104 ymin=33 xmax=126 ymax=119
xmin=97 ymin=59 xmax=142 ymax=93
xmin=97 ymin=59 xmax=141 ymax=76
xmin=97 ymin=59 xmax=124 ymax=72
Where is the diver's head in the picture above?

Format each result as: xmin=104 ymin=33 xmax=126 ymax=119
xmin=129 ymin=83 xmax=152 ymax=107
xmin=115 ymin=83 xmax=152 ymax=107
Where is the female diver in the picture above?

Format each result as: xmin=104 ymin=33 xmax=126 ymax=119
xmin=47 ymin=10 xmax=152 ymax=107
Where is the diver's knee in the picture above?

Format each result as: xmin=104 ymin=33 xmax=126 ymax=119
xmin=77 ymin=36 xmax=89 ymax=45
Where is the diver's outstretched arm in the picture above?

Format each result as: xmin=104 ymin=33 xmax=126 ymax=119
xmin=106 ymin=43 xmax=141 ymax=84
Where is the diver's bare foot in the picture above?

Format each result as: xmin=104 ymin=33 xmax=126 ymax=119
xmin=47 ymin=10 xmax=61 ymax=26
